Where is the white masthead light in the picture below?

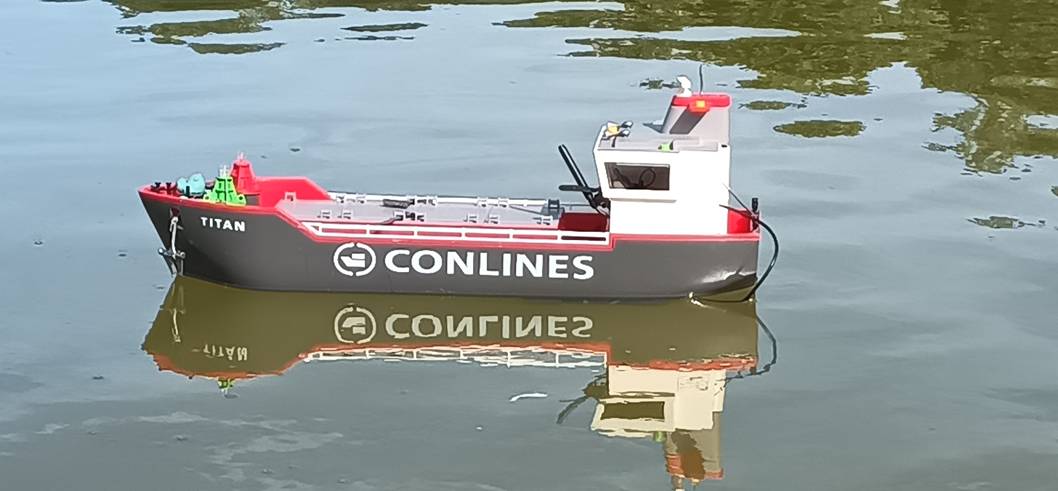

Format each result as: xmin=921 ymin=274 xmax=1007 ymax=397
xmin=675 ymin=75 xmax=693 ymax=97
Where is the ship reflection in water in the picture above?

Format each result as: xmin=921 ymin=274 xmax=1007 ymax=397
xmin=143 ymin=277 xmax=776 ymax=487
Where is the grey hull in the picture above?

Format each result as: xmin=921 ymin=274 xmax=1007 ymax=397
xmin=143 ymin=196 xmax=759 ymax=299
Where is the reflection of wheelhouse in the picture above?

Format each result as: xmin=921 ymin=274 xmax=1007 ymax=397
xmin=595 ymin=367 xmax=728 ymax=437
xmin=592 ymin=365 xmax=733 ymax=483
xmin=143 ymin=277 xmax=766 ymax=484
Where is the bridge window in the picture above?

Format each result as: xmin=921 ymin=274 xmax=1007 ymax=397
xmin=600 ymin=401 xmax=666 ymax=421
xmin=604 ymin=163 xmax=670 ymax=190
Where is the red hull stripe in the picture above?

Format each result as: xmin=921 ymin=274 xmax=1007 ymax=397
xmin=141 ymin=189 xmax=760 ymax=250
xmin=418 ymin=231 xmax=462 ymax=238
xmin=465 ymin=232 xmax=511 ymax=239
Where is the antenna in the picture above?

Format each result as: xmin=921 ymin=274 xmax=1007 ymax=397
xmin=698 ymin=63 xmax=705 ymax=93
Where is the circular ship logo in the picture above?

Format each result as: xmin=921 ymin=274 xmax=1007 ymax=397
xmin=333 ymin=242 xmax=377 ymax=277
xmin=334 ymin=305 xmax=378 ymax=344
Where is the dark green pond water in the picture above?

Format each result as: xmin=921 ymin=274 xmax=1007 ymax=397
xmin=1 ymin=0 xmax=1057 ymax=489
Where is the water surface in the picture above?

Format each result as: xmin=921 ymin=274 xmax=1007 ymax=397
xmin=1 ymin=0 xmax=1057 ymax=489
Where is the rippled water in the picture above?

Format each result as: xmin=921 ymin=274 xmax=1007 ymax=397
xmin=1 ymin=0 xmax=1057 ymax=489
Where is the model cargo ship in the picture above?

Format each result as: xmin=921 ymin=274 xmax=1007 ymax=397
xmin=139 ymin=76 xmax=771 ymax=299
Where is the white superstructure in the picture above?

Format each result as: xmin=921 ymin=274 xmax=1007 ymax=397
xmin=592 ymin=77 xmax=734 ymax=235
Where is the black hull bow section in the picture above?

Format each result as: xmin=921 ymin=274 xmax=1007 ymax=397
xmin=143 ymin=196 xmax=759 ymax=299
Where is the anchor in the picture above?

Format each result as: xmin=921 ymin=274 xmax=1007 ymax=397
xmin=158 ymin=215 xmax=186 ymax=275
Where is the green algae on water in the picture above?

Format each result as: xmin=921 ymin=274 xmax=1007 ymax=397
xmin=742 ymin=100 xmax=806 ymax=111
xmin=341 ymin=22 xmax=427 ymax=32
xmin=774 ymin=120 xmax=865 ymax=138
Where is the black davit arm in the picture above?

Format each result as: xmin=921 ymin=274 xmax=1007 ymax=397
xmin=557 ymin=144 xmax=607 ymax=213
xmin=558 ymin=144 xmax=590 ymax=190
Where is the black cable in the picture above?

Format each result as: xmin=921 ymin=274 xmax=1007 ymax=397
xmin=709 ymin=186 xmax=776 ymax=301
xmin=705 ymin=204 xmax=779 ymax=303
xmin=726 ymin=314 xmax=777 ymax=382
xmin=555 ymin=373 xmax=607 ymax=425
xmin=555 ymin=394 xmax=590 ymax=425
xmin=727 ymin=186 xmax=750 ymax=213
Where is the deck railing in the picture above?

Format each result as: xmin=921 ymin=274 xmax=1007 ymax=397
xmin=304 ymin=346 xmax=606 ymax=369
xmin=303 ymin=221 xmax=610 ymax=244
